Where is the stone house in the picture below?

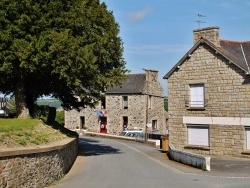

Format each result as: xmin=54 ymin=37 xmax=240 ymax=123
xmin=164 ymin=26 xmax=250 ymax=157
xmin=65 ymin=69 xmax=166 ymax=135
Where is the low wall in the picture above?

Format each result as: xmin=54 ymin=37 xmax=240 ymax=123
xmin=0 ymin=137 xmax=78 ymax=188
xmin=168 ymin=144 xmax=211 ymax=171
xmin=83 ymin=131 xmax=158 ymax=146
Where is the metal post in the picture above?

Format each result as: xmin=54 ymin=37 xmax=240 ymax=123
xmin=144 ymin=80 xmax=148 ymax=143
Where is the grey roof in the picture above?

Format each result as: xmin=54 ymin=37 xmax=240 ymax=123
xmin=219 ymin=40 xmax=250 ymax=72
xmin=163 ymin=38 xmax=250 ymax=79
xmin=106 ymin=74 xmax=146 ymax=94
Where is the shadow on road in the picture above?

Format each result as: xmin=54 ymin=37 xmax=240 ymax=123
xmin=78 ymin=137 xmax=122 ymax=157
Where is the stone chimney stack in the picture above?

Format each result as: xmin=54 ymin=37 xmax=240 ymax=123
xmin=193 ymin=26 xmax=220 ymax=47
xmin=144 ymin=69 xmax=158 ymax=82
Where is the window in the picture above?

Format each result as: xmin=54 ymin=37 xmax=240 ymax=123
xmin=123 ymin=96 xmax=128 ymax=109
xmin=187 ymin=125 xmax=209 ymax=146
xmin=152 ymin=120 xmax=157 ymax=130
xmin=245 ymin=127 xmax=250 ymax=150
xmin=190 ymin=84 xmax=205 ymax=107
xmin=80 ymin=116 xmax=85 ymax=129
xmin=101 ymin=95 xmax=106 ymax=109
xmin=148 ymin=96 xmax=152 ymax=109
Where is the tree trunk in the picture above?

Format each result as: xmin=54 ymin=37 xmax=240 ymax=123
xmin=25 ymin=90 xmax=36 ymax=118
xmin=15 ymin=77 xmax=29 ymax=119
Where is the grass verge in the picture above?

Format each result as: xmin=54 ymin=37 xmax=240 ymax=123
xmin=0 ymin=118 xmax=75 ymax=149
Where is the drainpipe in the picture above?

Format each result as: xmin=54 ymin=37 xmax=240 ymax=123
xmin=145 ymin=81 xmax=148 ymax=143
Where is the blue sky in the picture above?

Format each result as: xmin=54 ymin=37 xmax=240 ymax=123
xmin=101 ymin=0 xmax=250 ymax=96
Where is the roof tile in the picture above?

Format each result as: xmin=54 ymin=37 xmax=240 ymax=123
xmin=219 ymin=40 xmax=250 ymax=72
xmin=106 ymin=74 xmax=146 ymax=94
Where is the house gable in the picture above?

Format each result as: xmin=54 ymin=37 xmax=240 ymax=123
xmin=164 ymin=38 xmax=250 ymax=79
xmin=164 ymin=26 xmax=250 ymax=80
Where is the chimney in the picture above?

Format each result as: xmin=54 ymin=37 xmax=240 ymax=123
xmin=143 ymin=69 xmax=158 ymax=82
xmin=193 ymin=26 xmax=220 ymax=47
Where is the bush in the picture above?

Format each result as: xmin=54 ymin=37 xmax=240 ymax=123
xmin=55 ymin=111 xmax=64 ymax=126
xmin=33 ymin=105 xmax=50 ymax=119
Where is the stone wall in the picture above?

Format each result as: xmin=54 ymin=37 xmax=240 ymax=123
xmin=106 ymin=94 xmax=146 ymax=134
xmin=64 ymin=103 xmax=101 ymax=132
xmin=106 ymin=94 xmax=165 ymax=135
xmin=193 ymin=26 xmax=220 ymax=47
xmin=0 ymin=138 xmax=78 ymax=188
xmin=167 ymin=43 xmax=250 ymax=157
xmin=143 ymin=69 xmax=163 ymax=96
xmin=209 ymin=125 xmax=245 ymax=156
xmin=105 ymin=70 xmax=165 ymax=135
xmin=143 ymin=70 xmax=165 ymax=133
xmin=148 ymin=96 xmax=165 ymax=133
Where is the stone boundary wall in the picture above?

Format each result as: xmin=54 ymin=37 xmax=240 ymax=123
xmin=168 ymin=144 xmax=211 ymax=171
xmin=83 ymin=131 xmax=158 ymax=147
xmin=0 ymin=137 xmax=78 ymax=188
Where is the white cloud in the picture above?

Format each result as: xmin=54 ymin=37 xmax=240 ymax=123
xmin=127 ymin=6 xmax=152 ymax=24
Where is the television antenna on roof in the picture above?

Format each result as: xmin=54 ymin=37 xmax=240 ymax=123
xmin=196 ymin=14 xmax=206 ymax=28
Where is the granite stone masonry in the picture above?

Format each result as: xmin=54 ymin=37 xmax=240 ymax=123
xmin=164 ymin=26 xmax=250 ymax=157
xmin=0 ymin=138 xmax=78 ymax=188
xmin=65 ymin=69 xmax=166 ymax=136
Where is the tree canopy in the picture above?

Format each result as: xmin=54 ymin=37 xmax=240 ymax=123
xmin=0 ymin=0 xmax=128 ymax=118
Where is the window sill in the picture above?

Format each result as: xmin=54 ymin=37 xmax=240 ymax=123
xmin=241 ymin=151 xmax=250 ymax=155
xmin=184 ymin=145 xmax=211 ymax=151
xmin=186 ymin=107 xmax=206 ymax=111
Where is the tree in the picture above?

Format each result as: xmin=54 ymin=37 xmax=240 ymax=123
xmin=0 ymin=0 xmax=128 ymax=118
xmin=164 ymin=97 xmax=168 ymax=111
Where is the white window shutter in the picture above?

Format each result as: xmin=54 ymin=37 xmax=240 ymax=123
xmin=246 ymin=128 xmax=250 ymax=150
xmin=188 ymin=125 xmax=209 ymax=146
xmin=190 ymin=84 xmax=204 ymax=107
xmin=123 ymin=96 xmax=128 ymax=108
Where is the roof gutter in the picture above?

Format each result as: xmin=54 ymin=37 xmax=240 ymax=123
xmin=240 ymin=44 xmax=250 ymax=74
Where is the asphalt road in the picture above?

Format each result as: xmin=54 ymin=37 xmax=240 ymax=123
xmin=49 ymin=136 xmax=250 ymax=188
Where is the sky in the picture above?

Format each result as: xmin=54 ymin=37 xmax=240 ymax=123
xmin=101 ymin=0 xmax=250 ymax=96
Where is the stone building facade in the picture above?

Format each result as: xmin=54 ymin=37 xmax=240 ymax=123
xmin=106 ymin=69 xmax=165 ymax=135
xmin=65 ymin=69 xmax=166 ymax=135
xmin=65 ymin=104 xmax=101 ymax=133
xmin=164 ymin=26 xmax=250 ymax=157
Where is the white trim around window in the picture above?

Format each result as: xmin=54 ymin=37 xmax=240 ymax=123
xmin=187 ymin=124 xmax=209 ymax=146
xmin=183 ymin=116 xmax=250 ymax=126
